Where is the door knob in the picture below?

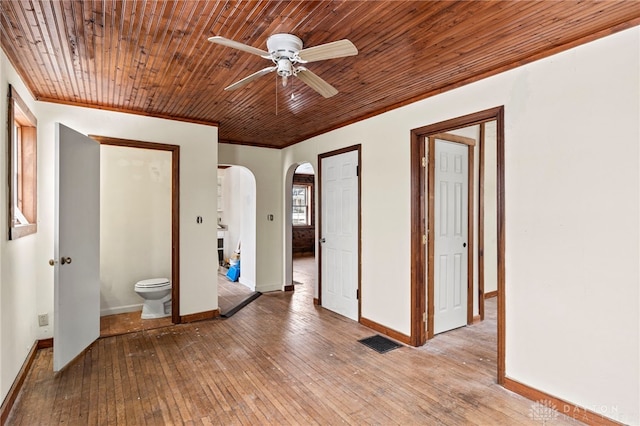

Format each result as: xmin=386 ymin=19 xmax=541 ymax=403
xmin=320 ymin=238 xmax=326 ymax=243
xmin=48 ymin=259 xmax=57 ymax=266
xmin=463 ymin=243 xmax=467 ymax=248
xmin=61 ymin=257 xmax=72 ymax=265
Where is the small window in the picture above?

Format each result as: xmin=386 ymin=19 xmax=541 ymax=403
xmin=292 ymin=184 xmax=311 ymax=226
xmin=8 ymin=85 xmax=37 ymax=239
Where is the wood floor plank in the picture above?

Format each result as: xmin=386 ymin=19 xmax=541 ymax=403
xmin=6 ymin=257 xmax=583 ymax=425
xmin=110 ymin=336 xmax=127 ymax=424
xmin=86 ymin=344 xmax=100 ymax=425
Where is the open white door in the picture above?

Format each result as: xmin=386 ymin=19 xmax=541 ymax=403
xmin=320 ymin=148 xmax=359 ymax=321
xmin=53 ymin=123 xmax=100 ymax=371
xmin=433 ymin=139 xmax=469 ymax=334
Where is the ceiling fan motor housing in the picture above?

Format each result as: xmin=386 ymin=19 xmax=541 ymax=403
xmin=267 ymin=33 xmax=303 ymax=63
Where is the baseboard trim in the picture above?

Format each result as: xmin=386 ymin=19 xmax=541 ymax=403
xmin=100 ymin=303 xmax=143 ymax=317
xmin=0 ymin=341 xmax=39 ymax=424
xmin=180 ymin=309 xmax=219 ymax=323
xmin=292 ymin=251 xmax=315 ymax=258
xmin=38 ymin=338 xmax=53 ymax=349
xmin=359 ymin=317 xmax=411 ymax=345
xmin=283 ymin=284 xmax=295 ymax=292
xmin=472 ymin=315 xmax=482 ymax=324
xmin=484 ymin=290 xmax=498 ymax=299
xmin=504 ymin=377 xmax=624 ymax=426
xmin=313 ymin=298 xmax=320 ymax=305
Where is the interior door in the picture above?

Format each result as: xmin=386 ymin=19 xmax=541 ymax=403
xmin=53 ymin=123 xmax=100 ymax=371
xmin=320 ymin=149 xmax=359 ymax=321
xmin=433 ymin=139 xmax=468 ymax=334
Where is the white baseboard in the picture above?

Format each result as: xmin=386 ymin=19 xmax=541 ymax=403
xmin=100 ymin=304 xmax=143 ymax=317
xmin=239 ymin=277 xmax=255 ymax=291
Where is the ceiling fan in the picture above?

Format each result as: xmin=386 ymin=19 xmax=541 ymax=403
xmin=208 ymin=33 xmax=358 ymax=98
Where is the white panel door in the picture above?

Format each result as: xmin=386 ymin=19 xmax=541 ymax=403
xmin=434 ymin=139 xmax=468 ymax=334
xmin=54 ymin=123 xmax=100 ymax=371
xmin=321 ymin=149 xmax=359 ymax=321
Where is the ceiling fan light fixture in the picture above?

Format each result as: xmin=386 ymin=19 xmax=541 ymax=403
xmin=276 ymin=57 xmax=293 ymax=77
xmin=276 ymin=57 xmax=293 ymax=87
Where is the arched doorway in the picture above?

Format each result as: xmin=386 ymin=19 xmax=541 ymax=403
xmin=217 ymin=165 xmax=258 ymax=316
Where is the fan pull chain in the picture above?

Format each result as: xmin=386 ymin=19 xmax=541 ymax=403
xmin=275 ymin=72 xmax=278 ymax=116
xmin=290 ymin=76 xmax=295 ymax=100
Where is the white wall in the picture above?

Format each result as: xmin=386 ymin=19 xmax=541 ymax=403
xmin=504 ymin=31 xmax=638 ymax=424
xmin=281 ymin=28 xmax=639 ymax=423
xmin=100 ymin=146 xmax=172 ymax=315
xmin=0 ymin=50 xmax=42 ymax=403
xmin=218 ymin=144 xmax=283 ymax=292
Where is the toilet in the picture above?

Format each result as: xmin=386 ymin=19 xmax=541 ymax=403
xmin=134 ymin=278 xmax=172 ymax=319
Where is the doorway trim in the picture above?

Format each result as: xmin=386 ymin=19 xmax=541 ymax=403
xmin=410 ymin=106 xmax=505 ymax=384
xmin=317 ymin=144 xmax=361 ymax=319
xmin=90 ymin=135 xmax=181 ymax=324
xmin=428 ymin=133 xmax=475 ymax=333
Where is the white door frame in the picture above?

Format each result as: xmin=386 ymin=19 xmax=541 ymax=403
xmin=317 ymin=145 xmax=361 ymax=318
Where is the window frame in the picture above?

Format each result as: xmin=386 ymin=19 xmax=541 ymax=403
xmin=292 ymin=183 xmax=312 ymax=226
xmin=8 ymin=85 xmax=38 ymax=240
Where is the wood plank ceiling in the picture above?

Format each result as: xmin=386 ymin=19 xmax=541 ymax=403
xmin=1 ymin=1 xmax=638 ymax=149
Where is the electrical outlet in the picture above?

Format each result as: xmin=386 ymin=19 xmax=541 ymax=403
xmin=38 ymin=314 xmax=49 ymax=327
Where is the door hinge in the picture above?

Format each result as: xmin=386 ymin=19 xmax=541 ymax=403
xmin=356 ymin=289 xmax=359 ymax=300
xmin=422 ymin=234 xmax=427 ymax=245
xmin=421 ymin=157 xmax=426 ymax=167
xmin=356 ymin=165 xmax=359 ymax=177
xmin=423 ymin=312 xmax=426 ymax=323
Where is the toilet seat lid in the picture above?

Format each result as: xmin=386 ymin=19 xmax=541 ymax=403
xmin=136 ymin=278 xmax=170 ymax=288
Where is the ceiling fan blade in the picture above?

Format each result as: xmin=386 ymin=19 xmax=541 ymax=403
xmin=298 ymin=39 xmax=358 ymax=63
xmin=208 ymin=36 xmax=270 ymax=58
xmin=295 ymin=67 xmax=338 ymax=98
xmin=225 ymin=66 xmax=277 ymax=91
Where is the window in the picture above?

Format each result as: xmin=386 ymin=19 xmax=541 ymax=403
xmin=8 ymin=85 xmax=37 ymax=239
xmin=292 ymin=184 xmax=311 ymax=225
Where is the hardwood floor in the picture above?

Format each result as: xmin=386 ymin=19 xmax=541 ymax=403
xmin=217 ymin=268 xmax=258 ymax=316
xmin=292 ymin=255 xmax=315 ymax=287
xmin=8 ymin=256 xmax=580 ymax=425
xmin=100 ymin=311 xmax=172 ymax=338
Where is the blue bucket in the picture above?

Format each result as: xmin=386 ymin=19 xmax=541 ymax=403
xmin=226 ymin=261 xmax=240 ymax=282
